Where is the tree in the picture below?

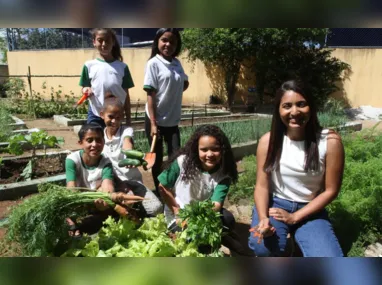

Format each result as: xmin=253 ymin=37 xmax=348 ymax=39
xmin=246 ymin=28 xmax=349 ymax=107
xmin=182 ymin=28 xmax=349 ymax=109
xmin=5 ymin=28 xmax=92 ymax=50
xmin=0 ymin=29 xmax=7 ymax=63
xmin=182 ymin=28 xmax=252 ymax=109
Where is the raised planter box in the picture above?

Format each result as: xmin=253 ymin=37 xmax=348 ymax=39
xmin=54 ymin=109 xmax=232 ymax=127
xmin=0 ymin=128 xmax=61 ymax=152
xmin=9 ymin=115 xmax=27 ymax=130
xmin=0 ymin=150 xmax=70 ymax=200
xmin=73 ymin=113 xmax=272 ymax=135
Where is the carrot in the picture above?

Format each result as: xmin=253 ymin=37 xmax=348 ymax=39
xmin=110 ymin=193 xmax=144 ymax=204
xmin=114 ymin=204 xmax=129 ymax=217
xmin=113 ymin=204 xmax=140 ymax=224
xmin=249 ymin=226 xmax=264 ymax=244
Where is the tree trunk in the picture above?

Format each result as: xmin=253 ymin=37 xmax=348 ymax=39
xmin=225 ymin=65 xmax=240 ymax=110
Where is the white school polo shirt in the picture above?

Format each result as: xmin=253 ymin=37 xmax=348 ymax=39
xmin=143 ymin=54 xmax=188 ymax=127
xmin=79 ymin=59 xmax=134 ymax=117
xmin=102 ymin=126 xmax=142 ymax=182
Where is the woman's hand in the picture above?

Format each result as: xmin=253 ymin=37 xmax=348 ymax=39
xmin=257 ymin=217 xmax=276 ymax=237
xmin=94 ymin=198 xmax=110 ymax=211
xmin=269 ymin=208 xmax=297 ymax=225
xmin=250 ymin=218 xmax=275 ymax=244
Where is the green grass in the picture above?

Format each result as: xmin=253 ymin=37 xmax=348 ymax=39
xmin=0 ymin=105 xmax=14 ymax=142
xmin=133 ymin=118 xmax=272 ymax=154
xmin=318 ymin=112 xmax=348 ymax=129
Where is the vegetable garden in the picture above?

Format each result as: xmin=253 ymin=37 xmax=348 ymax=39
xmin=0 ymin=92 xmax=380 ymax=257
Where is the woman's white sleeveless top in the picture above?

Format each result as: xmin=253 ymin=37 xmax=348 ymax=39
xmin=271 ymin=129 xmax=329 ymax=203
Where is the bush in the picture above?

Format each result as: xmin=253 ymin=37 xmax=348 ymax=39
xmin=327 ymin=128 xmax=382 ymax=256
xmin=3 ymin=78 xmax=25 ymax=98
xmin=228 ymin=155 xmax=257 ymax=203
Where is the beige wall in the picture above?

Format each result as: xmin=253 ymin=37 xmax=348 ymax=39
xmin=331 ymin=48 xmax=382 ymax=108
xmin=0 ymin=64 xmax=8 ymax=85
xmin=7 ymin=48 xmax=240 ymax=105
xmin=8 ymin=47 xmax=382 ymax=108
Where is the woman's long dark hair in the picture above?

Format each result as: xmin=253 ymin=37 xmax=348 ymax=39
xmin=264 ymin=80 xmax=322 ymax=173
xmin=164 ymin=125 xmax=238 ymax=183
xmin=90 ymin=28 xmax=123 ymax=62
xmin=149 ymin=28 xmax=182 ymax=60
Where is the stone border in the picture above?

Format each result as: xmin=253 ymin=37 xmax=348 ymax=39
xmin=9 ymin=115 xmax=27 ymax=130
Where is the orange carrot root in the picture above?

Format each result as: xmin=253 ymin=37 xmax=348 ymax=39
xmin=114 ymin=204 xmax=129 ymax=217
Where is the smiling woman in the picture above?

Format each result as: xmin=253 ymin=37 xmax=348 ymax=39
xmin=248 ymin=80 xmax=345 ymax=257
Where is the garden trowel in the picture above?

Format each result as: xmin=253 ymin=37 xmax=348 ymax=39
xmin=143 ymin=134 xmax=157 ymax=169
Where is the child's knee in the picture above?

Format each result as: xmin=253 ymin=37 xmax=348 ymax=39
xmin=142 ymin=191 xmax=163 ymax=216
xmin=221 ymin=208 xmax=235 ymax=231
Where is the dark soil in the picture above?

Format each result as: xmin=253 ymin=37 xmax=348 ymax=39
xmin=0 ymin=155 xmax=65 ymax=184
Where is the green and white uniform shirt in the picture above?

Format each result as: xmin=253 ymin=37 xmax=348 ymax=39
xmin=102 ymin=126 xmax=142 ymax=182
xmin=79 ymin=58 xmax=134 ymax=117
xmin=143 ymin=54 xmax=188 ymax=127
xmin=158 ymin=154 xmax=231 ymax=225
xmin=65 ymin=150 xmax=113 ymax=190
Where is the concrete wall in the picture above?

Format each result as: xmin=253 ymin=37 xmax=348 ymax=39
xmin=6 ymin=48 xmax=254 ymax=105
xmin=331 ymin=48 xmax=382 ymax=108
xmin=0 ymin=64 xmax=8 ymax=85
xmin=8 ymin=47 xmax=382 ymax=108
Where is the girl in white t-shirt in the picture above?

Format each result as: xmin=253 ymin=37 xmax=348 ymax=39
xmin=79 ymin=28 xmax=134 ymax=129
xmin=249 ymin=80 xmax=344 ymax=257
xmin=143 ymin=28 xmax=189 ymax=191
xmin=100 ymin=96 xmax=163 ymax=217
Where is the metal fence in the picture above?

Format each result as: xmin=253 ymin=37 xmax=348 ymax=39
xmin=327 ymin=28 xmax=382 ymax=48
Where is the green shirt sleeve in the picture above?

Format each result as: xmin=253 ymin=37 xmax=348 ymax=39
xmin=65 ymin=158 xmax=77 ymax=183
xmin=102 ymin=163 xmax=114 ymax=180
xmin=79 ymin=65 xmax=91 ymax=87
xmin=158 ymin=160 xmax=180 ymax=188
xmin=122 ymin=65 xmax=134 ymax=89
xmin=210 ymin=178 xmax=231 ymax=204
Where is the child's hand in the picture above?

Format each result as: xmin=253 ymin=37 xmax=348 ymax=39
xmin=94 ymin=198 xmax=110 ymax=211
xmin=82 ymin=87 xmax=94 ymax=97
xmin=124 ymin=164 xmax=137 ymax=168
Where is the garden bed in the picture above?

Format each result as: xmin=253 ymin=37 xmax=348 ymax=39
xmin=73 ymin=113 xmax=272 ymax=135
xmin=0 ymin=151 xmax=69 ymax=200
xmin=54 ymin=108 xmax=232 ymax=127
xmin=0 ymin=128 xmax=40 ymax=149
xmin=8 ymin=116 xmax=27 ymax=130
xmin=0 ymin=128 xmax=63 ymax=155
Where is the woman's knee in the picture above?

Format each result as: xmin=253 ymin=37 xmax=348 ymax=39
xmin=248 ymin=235 xmax=272 ymax=257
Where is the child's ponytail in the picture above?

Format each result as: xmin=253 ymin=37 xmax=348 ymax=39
xmin=90 ymin=28 xmax=123 ymax=62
